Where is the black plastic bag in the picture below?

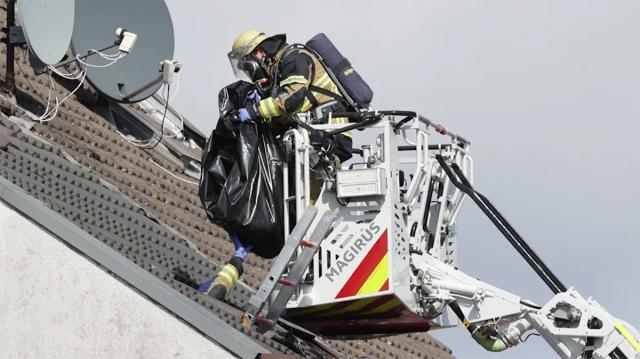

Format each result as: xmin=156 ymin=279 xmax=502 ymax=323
xmin=199 ymin=81 xmax=284 ymax=258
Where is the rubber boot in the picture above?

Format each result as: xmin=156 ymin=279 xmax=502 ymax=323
xmin=199 ymin=256 xmax=244 ymax=300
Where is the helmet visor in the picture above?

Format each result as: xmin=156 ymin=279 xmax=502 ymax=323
xmin=229 ymin=49 xmax=268 ymax=83
xmin=228 ymin=48 xmax=253 ymax=83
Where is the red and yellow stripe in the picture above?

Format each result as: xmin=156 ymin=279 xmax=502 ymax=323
xmin=285 ymin=229 xmax=392 ymax=320
xmin=335 ymin=229 xmax=389 ymax=299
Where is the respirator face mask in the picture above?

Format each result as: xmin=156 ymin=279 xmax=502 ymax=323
xmin=229 ymin=51 xmax=264 ymax=80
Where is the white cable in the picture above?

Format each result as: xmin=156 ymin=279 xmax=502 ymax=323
xmin=75 ymin=55 xmax=117 ymax=68
xmin=148 ymin=158 xmax=199 ymax=186
xmin=48 ymin=71 xmax=87 ymax=115
xmin=89 ymin=48 xmax=123 ymax=60
xmin=37 ymin=50 xmax=123 ymax=123
xmin=38 ymin=48 xmax=124 ymax=122
xmin=160 ymin=79 xmax=184 ymax=138
xmin=145 ymin=84 xmax=171 ymax=149
xmin=1 ymin=48 xmax=117 ymax=124
xmin=167 ymin=110 xmax=185 ymax=138
xmin=36 ymin=73 xmax=55 ymax=120
xmin=40 ymin=72 xmax=63 ymax=120
xmin=48 ymin=48 xmax=124 ymax=78
xmin=75 ymin=53 xmax=121 ymax=68
xmin=116 ymin=130 xmax=156 ymax=148
xmin=38 ymin=100 xmax=59 ymax=122
xmin=99 ymin=52 xmax=125 ymax=61
xmin=36 ymin=70 xmax=87 ymax=123
xmin=169 ymin=72 xmax=180 ymax=102
xmin=4 ymin=49 xmax=135 ymax=126
xmin=117 ymin=84 xmax=171 ymax=148
xmin=165 ymin=75 xmax=185 ymax=138
xmin=47 ymin=65 xmax=83 ymax=80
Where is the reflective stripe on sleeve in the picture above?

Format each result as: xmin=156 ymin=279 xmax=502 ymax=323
xmin=280 ymin=75 xmax=309 ymax=87
xmin=258 ymin=97 xmax=283 ymax=120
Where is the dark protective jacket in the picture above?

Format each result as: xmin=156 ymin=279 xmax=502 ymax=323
xmin=256 ymin=46 xmax=352 ymax=161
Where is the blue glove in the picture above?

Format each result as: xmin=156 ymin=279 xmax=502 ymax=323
xmin=230 ymin=233 xmax=253 ymax=261
xmin=248 ymin=89 xmax=261 ymax=106
xmin=237 ymin=108 xmax=254 ymax=122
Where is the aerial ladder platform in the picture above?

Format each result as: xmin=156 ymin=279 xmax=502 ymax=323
xmin=235 ymin=109 xmax=639 ymax=359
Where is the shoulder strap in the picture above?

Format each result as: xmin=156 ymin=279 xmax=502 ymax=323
xmin=269 ymin=44 xmax=299 ymax=97
xmin=299 ymin=45 xmax=352 ymax=108
xmin=299 ymin=46 xmax=351 ymax=107
xmin=274 ymin=44 xmax=350 ymax=108
xmin=297 ymin=48 xmax=321 ymax=108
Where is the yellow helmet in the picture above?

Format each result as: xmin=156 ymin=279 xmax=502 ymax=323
xmin=228 ymin=29 xmax=286 ymax=83
xmin=231 ymin=29 xmax=267 ymax=58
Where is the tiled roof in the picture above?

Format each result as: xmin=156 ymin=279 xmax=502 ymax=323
xmin=0 ymin=6 xmax=454 ymax=357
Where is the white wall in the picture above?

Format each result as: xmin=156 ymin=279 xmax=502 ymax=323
xmin=0 ymin=201 xmax=234 ymax=359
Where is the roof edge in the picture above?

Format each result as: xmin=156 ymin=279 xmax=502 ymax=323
xmin=0 ymin=176 xmax=268 ymax=359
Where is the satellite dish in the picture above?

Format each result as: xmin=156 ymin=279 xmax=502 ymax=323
xmin=17 ymin=0 xmax=75 ymax=65
xmin=71 ymin=0 xmax=175 ymax=103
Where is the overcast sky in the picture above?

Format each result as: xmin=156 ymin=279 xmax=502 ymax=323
xmin=164 ymin=1 xmax=639 ymax=358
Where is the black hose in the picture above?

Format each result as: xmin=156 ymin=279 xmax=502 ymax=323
xmin=436 ymin=155 xmax=566 ymax=294
xmin=326 ymin=116 xmax=381 ymax=136
xmin=422 ymin=177 xmax=437 ymax=233
xmin=398 ymin=144 xmax=453 ymax=151
xmin=392 ymin=115 xmax=416 ymax=130
xmin=519 ymin=299 xmax=542 ymax=310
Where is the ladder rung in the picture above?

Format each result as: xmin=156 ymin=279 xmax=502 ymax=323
xmin=255 ymin=317 xmax=274 ymax=326
xmin=300 ymin=240 xmax=318 ymax=248
xmin=277 ymin=278 xmax=296 ymax=287
xmin=256 ymin=211 xmax=336 ymax=334
xmin=245 ymin=207 xmax=318 ymax=320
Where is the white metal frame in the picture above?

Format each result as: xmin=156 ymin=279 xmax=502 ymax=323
xmin=272 ymin=111 xmax=639 ymax=359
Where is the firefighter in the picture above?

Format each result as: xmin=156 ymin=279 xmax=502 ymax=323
xmin=198 ymin=29 xmax=353 ymax=300
xmin=228 ymin=28 xmax=353 ymax=162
